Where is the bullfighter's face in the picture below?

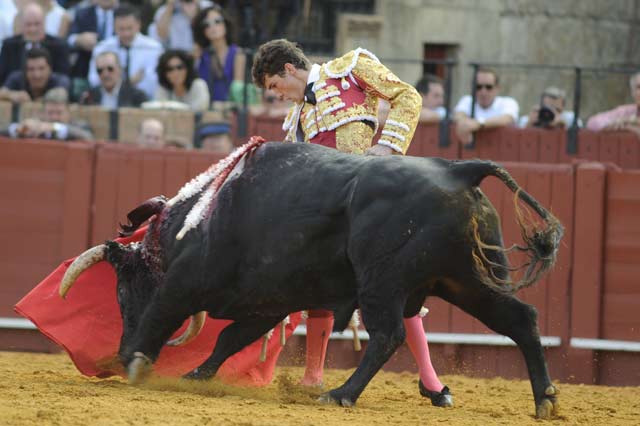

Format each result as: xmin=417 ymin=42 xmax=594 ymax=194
xmin=264 ymin=63 xmax=307 ymax=103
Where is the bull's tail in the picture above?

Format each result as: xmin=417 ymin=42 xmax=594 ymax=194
xmin=455 ymin=160 xmax=564 ymax=294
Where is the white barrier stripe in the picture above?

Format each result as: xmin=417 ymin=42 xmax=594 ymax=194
xmin=570 ymin=337 xmax=640 ymax=352
xmin=292 ymin=326 xmax=561 ymax=347
xmin=0 ymin=317 xmax=37 ymax=330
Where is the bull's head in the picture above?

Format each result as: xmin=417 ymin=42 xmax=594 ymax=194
xmin=58 ymin=241 xmax=206 ymax=373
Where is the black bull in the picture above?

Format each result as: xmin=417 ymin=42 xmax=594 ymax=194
xmin=60 ymin=142 xmax=563 ymax=418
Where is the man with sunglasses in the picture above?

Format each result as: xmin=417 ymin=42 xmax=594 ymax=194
xmin=81 ymin=51 xmax=147 ymax=109
xmin=454 ymin=67 xmax=519 ymax=145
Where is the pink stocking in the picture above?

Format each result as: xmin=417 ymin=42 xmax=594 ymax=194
xmin=301 ymin=312 xmax=334 ymax=386
xmin=404 ymin=314 xmax=444 ymax=392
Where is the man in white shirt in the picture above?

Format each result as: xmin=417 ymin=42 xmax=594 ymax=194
xmin=416 ymin=73 xmax=446 ymax=123
xmin=88 ymin=4 xmax=163 ymax=98
xmin=454 ymin=67 xmax=519 ymax=144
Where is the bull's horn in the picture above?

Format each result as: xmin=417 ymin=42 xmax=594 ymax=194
xmin=59 ymin=245 xmax=107 ymax=298
xmin=166 ymin=311 xmax=207 ymax=346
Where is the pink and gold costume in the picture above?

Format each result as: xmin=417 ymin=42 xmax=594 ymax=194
xmin=282 ymin=48 xmax=422 ymax=154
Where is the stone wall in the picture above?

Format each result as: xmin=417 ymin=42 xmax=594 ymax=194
xmin=335 ymin=0 xmax=639 ymax=120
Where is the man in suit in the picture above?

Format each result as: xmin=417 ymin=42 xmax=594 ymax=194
xmin=0 ymin=2 xmax=70 ymax=86
xmin=80 ymin=50 xmax=147 ymax=109
xmin=67 ymin=0 xmax=119 ymax=78
xmin=88 ymin=4 xmax=163 ymax=98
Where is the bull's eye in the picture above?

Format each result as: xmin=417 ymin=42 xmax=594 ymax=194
xmin=118 ymin=287 xmax=125 ymax=297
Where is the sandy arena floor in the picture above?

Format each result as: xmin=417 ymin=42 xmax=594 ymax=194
xmin=1 ymin=351 xmax=639 ymax=426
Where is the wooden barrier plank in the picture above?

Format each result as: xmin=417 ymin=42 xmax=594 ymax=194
xmin=60 ymin=144 xmax=93 ymax=258
xmin=163 ymin=151 xmax=190 ymax=196
xmin=91 ymin=145 xmax=121 ymax=244
xmin=598 ymin=133 xmax=620 ymax=165
xmin=576 ymin=131 xmax=601 ymax=161
xmin=140 ymin=151 xmax=165 ymax=200
xmin=546 ymin=165 xmax=574 ymax=339
xmin=538 ymin=129 xmax=562 ymax=163
xmin=518 ymin=129 xmax=540 ymax=162
xmin=617 ymin=133 xmax=640 ymax=169
xmin=518 ymin=166 xmax=553 ymax=334
xmin=601 ymin=169 xmax=640 ymax=341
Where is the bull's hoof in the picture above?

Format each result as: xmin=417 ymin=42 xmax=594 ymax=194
xmin=535 ymin=386 xmax=560 ymax=419
xmin=419 ymin=380 xmax=454 ymax=407
xmin=182 ymin=367 xmax=213 ymax=381
xmin=127 ymin=352 xmax=152 ymax=385
xmin=318 ymin=391 xmax=355 ymax=407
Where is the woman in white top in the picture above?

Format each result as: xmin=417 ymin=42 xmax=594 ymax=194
xmin=155 ymin=49 xmax=210 ymax=111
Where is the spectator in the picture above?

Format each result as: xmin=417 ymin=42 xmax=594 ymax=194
xmin=88 ymin=4 xmax=164 ymax=98
xmin=0 ymin=47 xmax=70 ymax=103
xmin=248 ymin=88 xmax=291 ymax=117
xmin=12 ymin=0 xmax=70 ymax=36
xmin=519 ymin=86 xmax=582 ymax=129
xmin=454 ymin=67 xmax=519 ymax=144
xmin=149 ymin=0 xmax=212 ymax=50
xmin=80 ymin=50 xmax=147 ymax=109
xmin=192 ymin=5 xmax=246 ymax=103
xmin=0 ymin=87 xmax=94 ymax=140
xmin=587 ymin=71 xmax=640 ymax=137
xmin=0 ymin=2 xmax=70 ymax=86
xmin=155 ymin=49 xmax=210 ymax=111
xmin=137 ymin=117 xmax=165 ymax=148
xmin=415 ymin=73 xmax=446 ymax=123
xmin=67 ymin=0 xmax=119 ymax=79
xmin=195 ymin=121 xmax=232 ymax=152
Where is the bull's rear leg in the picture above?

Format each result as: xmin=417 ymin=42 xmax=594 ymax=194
xmin=184 ymin=316 xmax=282 ymax=380
xmin=437 ymin=279 xmax=558 ymax=418
xmin=319 ymin=297 xmax=406 ymax=406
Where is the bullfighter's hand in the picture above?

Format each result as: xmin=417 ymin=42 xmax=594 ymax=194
xmin=366 ymin=144 xmax=394 ymax=156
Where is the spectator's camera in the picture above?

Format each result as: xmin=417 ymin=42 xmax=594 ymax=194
xmin=537 ymin=105 xmax=556 ymax=127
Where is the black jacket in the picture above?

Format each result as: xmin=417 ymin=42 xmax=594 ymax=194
xmin=68 ymin=6 xmax=115 ymax=78
xmin=80 ymin=80 xmax=148 ymax=108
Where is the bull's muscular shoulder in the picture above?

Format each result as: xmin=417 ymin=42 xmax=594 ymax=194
xmin=323 ymin=47 xmax=381 ymax=79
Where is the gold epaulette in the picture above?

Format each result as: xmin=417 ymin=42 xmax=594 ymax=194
xmin=322 ymin=48 xmax=381 ymax=79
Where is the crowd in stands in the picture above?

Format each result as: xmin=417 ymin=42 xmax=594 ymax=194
xmin=0 ymin=1 xmax=638 ymax=149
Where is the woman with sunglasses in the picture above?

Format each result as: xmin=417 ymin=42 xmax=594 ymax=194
xmin=192 ymin=5 xmax=246 ymax=103
xmin=155 ymin=49 xmax=210 ymax=111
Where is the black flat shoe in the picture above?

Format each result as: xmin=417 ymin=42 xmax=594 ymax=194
xmin=419 ymin=380 xmax=454 ymax=407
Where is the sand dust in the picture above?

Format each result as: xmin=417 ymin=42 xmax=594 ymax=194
xmin=1 ymin=351 xmax=639 ymax=426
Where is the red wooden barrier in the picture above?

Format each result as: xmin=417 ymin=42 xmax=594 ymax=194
xmin=602 ymin=169 xmax=640 ymax=342
xmin=91 ymin=143 xmax=225 ymax=244
xmin=0 ymin=138 xmax=93 ymax=317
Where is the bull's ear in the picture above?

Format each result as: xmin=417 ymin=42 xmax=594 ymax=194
xmin=105 ymin=240 xmax=128 ymax=265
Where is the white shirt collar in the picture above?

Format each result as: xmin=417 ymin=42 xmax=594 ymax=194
xmin=307 ymin=64 xmax=321 ymax=85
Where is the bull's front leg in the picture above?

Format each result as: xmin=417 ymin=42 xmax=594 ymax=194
xmin=184 ymin=316 xmax=283 ymax=380
xmin=319 ymin=297 xmax=406 ymax=407
xmin=121 ymin=294 xmax=197 ymax=384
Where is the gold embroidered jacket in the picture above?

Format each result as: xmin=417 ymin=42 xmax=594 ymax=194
xmin=282 ymin=48 xmax=422 ymax=154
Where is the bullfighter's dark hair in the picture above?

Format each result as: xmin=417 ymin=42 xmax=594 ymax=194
xmin=252 ymin=39 xmax=310 ymax=88
xmin=192 ymin=5 xmax=235 ymax=49
xmin=156 ymin=50 xmax=197 ymax=91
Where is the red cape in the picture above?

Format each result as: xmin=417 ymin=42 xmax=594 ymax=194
xmin=14 ymin=228 xmax=300 ymax=386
